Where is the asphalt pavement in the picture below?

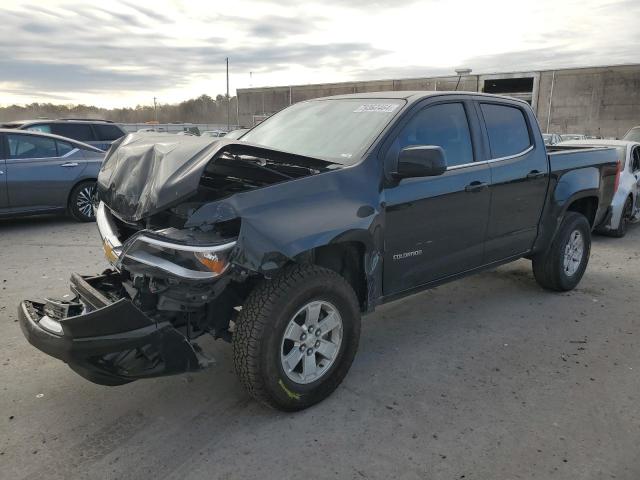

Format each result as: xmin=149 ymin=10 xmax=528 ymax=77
xmin=1 ymin=215 xmax=639 ymax=480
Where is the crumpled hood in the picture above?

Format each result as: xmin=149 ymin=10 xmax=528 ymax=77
xmin=97 ymin=133 xmax=226 ymax=222
xmin=97 ymin=133 xmax=335 ymax=222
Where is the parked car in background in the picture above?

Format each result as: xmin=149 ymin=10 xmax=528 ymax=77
xmin=560 ymin=134 xmax=588 ymax=141
xmin=558 ymin=139 xmax=640 ymax=237
xmin=0 ymin=129 xmax=104 ymax=221
xmin=623 ymin=126 xmax=640 ymax=142
xmin=0 ymin=119 xmax=126 ymax=151
xmin=224 ymin=128 xmax=249 ymax=140
xmin=19 ymin=92 xmax=618 ymax=410
xmin=201 ymin=130 xmax=227 ymax=138
xmin=542 ymin=133 xmax=562 ymax=146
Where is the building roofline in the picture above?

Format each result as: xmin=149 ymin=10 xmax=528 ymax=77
xmin=237 ymin=62 xmax=640 ymax=94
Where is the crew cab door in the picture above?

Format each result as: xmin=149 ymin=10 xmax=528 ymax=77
xmin=0 ymin=134 xmax=9 ymax=210
xmin=382 ymin=100 xmax=491 ymax=295
xmin=477 ymin=101 xmax=549 ymax=262
xmin=5 ymin=133 xmax=86 ymax=211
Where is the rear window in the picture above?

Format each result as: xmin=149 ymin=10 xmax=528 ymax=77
xmin=94 ymin=124 xmax=125 ymax=141
xmin=51 ymin=123 xmax=95 ymax=142
xmin=56 ymin=140 xmax=75 ymax=156
xmin=480 ymin=103 xmax=531 ymax=158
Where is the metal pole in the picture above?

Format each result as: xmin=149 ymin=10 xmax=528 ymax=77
xmin=153 ymin=96 xmax=157 ymax=122
xmin=546 ymin=70 xmax=555 ymax=134
xmin=226 ymin=57 xmax=230 ymax=132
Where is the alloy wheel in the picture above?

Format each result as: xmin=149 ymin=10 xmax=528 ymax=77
xmin=280 ymin=300 xmax=343 ymax=384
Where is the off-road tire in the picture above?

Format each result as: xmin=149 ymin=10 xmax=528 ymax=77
xmin=608 ymin=196 xmax=633 ymax=238
xmin=69 ymin=181 xmax=97 ymax=222
xmin=532 ymin=212 xmax=591 ymax=291
xmin=233 ymin=264 xmax=361 ymax=411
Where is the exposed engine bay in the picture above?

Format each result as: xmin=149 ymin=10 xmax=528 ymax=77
xmin=18 ymin=134 xmax=350 ymax=385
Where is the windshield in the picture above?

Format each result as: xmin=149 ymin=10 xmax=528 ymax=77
xmin=241 ymin=98 xmax=405 ymax=164
xmin=623 ymin=127 xmax=640 ymax=142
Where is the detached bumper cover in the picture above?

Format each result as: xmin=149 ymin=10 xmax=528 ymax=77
xmin=18 ymin=273 xmax=202 ymax=385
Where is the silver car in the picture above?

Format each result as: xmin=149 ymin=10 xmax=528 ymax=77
xmin=0 ymin=129 xmax=105 ymax=222
xmin=558 ymin=139 xmax=640 ymax=236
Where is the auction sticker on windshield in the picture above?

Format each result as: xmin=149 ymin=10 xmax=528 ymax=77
xmin=353 ymin=104 xmax=399 ymax=113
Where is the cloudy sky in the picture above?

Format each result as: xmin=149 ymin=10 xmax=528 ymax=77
xmin=1 ymin=0 xmax=638 ymax=108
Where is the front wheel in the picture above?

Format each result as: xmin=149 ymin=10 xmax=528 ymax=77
xmin=233 ymin=265 xmax=361 ymax=411
xmin=532 ymin=212 xmax=591 ymax=291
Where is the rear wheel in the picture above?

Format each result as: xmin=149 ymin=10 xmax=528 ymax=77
xmin=233 ymin=264 xmax=361 ymax=411
xmin=69 ymin=181 xmax=97 ymax=222
xmin=532 ymin=212 xmax=591 ymax=291
xmin=609 ymin=196 xmax=633 ymax=238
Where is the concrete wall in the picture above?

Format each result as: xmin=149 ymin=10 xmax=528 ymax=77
xmin=237 ymin=64 xmax=640 ymax=138
xmin=536 ymin=65 xmax=640 ymax=138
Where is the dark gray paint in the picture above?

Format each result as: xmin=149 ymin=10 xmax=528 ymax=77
xmin=17 ymin=92 xmax=620 ymax=385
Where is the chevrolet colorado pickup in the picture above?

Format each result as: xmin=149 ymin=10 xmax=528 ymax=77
xmin=18 ymin=92 xmax=619 ymax=411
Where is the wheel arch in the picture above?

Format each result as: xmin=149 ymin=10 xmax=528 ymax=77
xmin=66 ymin=177 xmax=97 ymax=210
xmin=565 ymin=194 xmax=599 ymax=227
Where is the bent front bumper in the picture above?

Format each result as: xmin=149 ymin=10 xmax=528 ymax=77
xmin=18 ymin=273 xmax=204 ymax=386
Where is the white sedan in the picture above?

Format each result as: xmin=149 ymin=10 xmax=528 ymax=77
xmin=558 ymin=139 xmax=640 ymax=237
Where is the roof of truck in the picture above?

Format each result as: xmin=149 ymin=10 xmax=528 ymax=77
xmin=317 ymin=91 xmax=529 ymax=104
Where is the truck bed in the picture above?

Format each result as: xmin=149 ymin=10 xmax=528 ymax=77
xmin=547 ymin=145 xmax=618 ymax=172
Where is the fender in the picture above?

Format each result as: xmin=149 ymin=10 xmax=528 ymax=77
xmin=531 ymin=166 xmax=603 ymax=255
xmin=185 ymin=156 xmax=384 ymax=281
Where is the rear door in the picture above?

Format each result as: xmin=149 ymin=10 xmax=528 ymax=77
xmin=0 ymin=134 xmax=9 ymax=210
xmin=478 ymin=101 xmax=549 ymax=262
xmin=5 ymin=133 xmax=86 ymax=211
xmin=632 ymin=145 xmax=640 ymax=213
xmin=383 ymin=99 xmax=491 ymax=295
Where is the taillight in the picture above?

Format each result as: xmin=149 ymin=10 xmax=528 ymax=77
xmin=614 ymin=160 xmax=622 ymax=192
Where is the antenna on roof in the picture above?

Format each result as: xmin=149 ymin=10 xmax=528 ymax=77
xmin=454 ymin=68 xmax=472 ymax=91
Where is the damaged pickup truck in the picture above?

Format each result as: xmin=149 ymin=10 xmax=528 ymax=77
xmin=19 ymin=92 xmax=619 ymax=411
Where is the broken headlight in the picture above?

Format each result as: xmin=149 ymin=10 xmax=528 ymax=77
xmin=96 ymin=202 xmax=237 ymax=280
xmin=119 ymin=233 xmax=237 ymax=280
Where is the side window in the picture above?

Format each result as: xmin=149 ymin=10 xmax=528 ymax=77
xmin=633 ymin=147 xmax=640 ymax=172
xmin=480 ymin=103 xmax=531 ymax=158
xmin=392 ymin=102 xmax=474 ymax=167
xmin=93 ymin=124 xmax=125 ymax=141
xmin=25 ymin=124 xmax=52 ymax=134
xmin=56 ymin=140 xmax=75 ymax=156
xmin=51 ymin=123 xmax=95 ymax=142
xmin=7 ymin=134 xmax=58 ymax=159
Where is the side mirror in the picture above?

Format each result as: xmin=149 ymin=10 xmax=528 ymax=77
xmin=394 ymin=146 xmax=447 ymax=179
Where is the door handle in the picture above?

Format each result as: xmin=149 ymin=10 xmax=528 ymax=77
xmin=60 ymin=162 xmax=79 ymax=167
xmin=526 ymin=170 xmax=545 ymax=179
xmin=465 ymin=181 xmax=488 ymax=193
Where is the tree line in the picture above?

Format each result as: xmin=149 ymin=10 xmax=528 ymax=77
xmin=0 ymin=94 xmax=239 ymax=124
